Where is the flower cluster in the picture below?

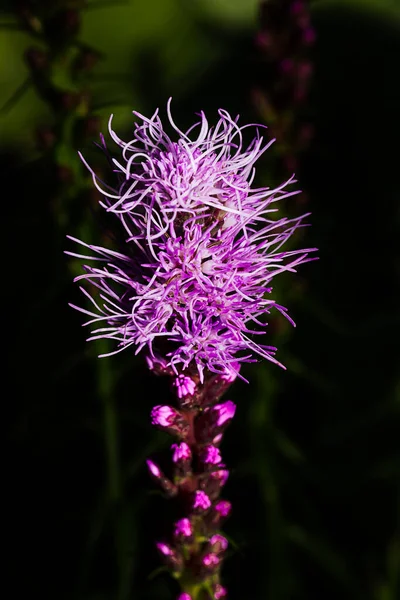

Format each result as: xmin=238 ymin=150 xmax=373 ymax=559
xmin=148 ymin=390 xmax=235 ymax=599
xmin=68 ymin=99 xmax=315 ymax=382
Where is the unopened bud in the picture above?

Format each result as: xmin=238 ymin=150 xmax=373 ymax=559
xmin=215 ymin=500 xmax=231 ymax=518
xmin=202 ymin=552 xmax=220 ymax=570
xmin=156 ymin=542 xmax=183 ymax=572
xmin=209 ymin=534 xmax=228 ymax=554
xmin=151 ymin=405 xmax=188 ymax=437
xmin=214 ymin=400 xmax=236 ymax=426
xmin=146 ymin=459 xmax=161 ymax=479
xmin=174 ymin=518 xmax=193 ymax=541
xmin=214 ymin=583 xmax=227 ymax=599
xmin=146 ymin=459 xmax=177 ymax=497
xmin=193 ymin=490 xmax=211 ymax=513
xmin=195 ymin=400 xmax=236 ymax=443
xmin=173 ymin=374 xmax=196 ymax=399
xmin=172 ymin=442 xmax=192 ymax=464
xmin=201 ymin=469 xmax=229 ymax=501
xmin=146 ymin=354 xmax=174 ymax=376
xmin=201 ymin=445 xmax=222 ymax=466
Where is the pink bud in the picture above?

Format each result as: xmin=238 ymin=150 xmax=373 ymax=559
xmin=210 ymin=534 xmax=228 ymax=553
xmin=146 ymin=459 xmax=161 ymax=478
xmin=193 ymin=490 xmax=211 ymax=512
xmin=214 ymin=469 xmax=229 ymax=485
xmin=156 ymin=541 xmax=183 ymax=573
xmin=151 ymin=405 xmax=176 ymax=427
xmin=215 ymin=500 xmax=231 ymax=518
xmin=214 ymin=400 xmax=236 ymax=426
xmin=201 ymin=468 xmax=229 ymax=501
xmin=178 ymin=594 xmax=192 ymax=600
xmin=156 ymin=542 xmax=173 ymax=556
xmin=150 ymin=405 xmax=188 ymax=437
xmin=202 ymin=552 xmax=220 ymax=567
xmin=174 ymin=518 xmax=193 ymax=539
xmin=213 ymin=433 xmax=223 ymax=445
xmin=201 ymin=444 xmax=222 ymax=465
xmin=172 ymin=442 xmax=192 ymax=463
xmin=173 ymin=374 xmax=196 ymax=398
xmin=214 ymin=584 xmax=227 ymax=599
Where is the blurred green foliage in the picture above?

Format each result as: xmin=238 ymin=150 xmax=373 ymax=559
xmin=2 ymin=1 xmax=399 ymax=600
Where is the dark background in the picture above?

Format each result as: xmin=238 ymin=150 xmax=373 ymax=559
xmin=3 ymin=1 xmax=399 ymax=600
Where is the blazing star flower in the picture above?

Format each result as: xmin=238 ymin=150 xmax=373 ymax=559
xmin=68 ymin=99 xmax=315 ymax=382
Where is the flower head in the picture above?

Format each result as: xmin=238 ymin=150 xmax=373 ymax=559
xmin=68 ymin=100 xmax=315 ymax=381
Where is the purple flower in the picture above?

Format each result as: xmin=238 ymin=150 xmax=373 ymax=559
xmin=178 ymin=595 xmax=192 ymax=600
xmin=68 ymin=100 xmax=315 ymax=382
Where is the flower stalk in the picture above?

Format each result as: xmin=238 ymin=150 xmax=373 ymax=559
xmin=68 ymin=100 xmax=316 ymax=597
xmin=148 ymin=366 xmax=234 ymax=599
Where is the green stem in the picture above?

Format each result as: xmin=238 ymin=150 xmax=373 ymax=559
xmin=96 ymin=342 xmax=121 ymax=502
xmin=102 ymin=390 xmax=121 ymax=502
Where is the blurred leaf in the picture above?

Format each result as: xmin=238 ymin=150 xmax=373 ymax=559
xmin=274 ymin=429 xmax=305 ymax=463
xmin=311 ymin=0 xmax=400 ymax=21
xmin=287 ymin=525 xmax=359 ymax=592
xmin=0 ymin=76 xmax=31 ymax=114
